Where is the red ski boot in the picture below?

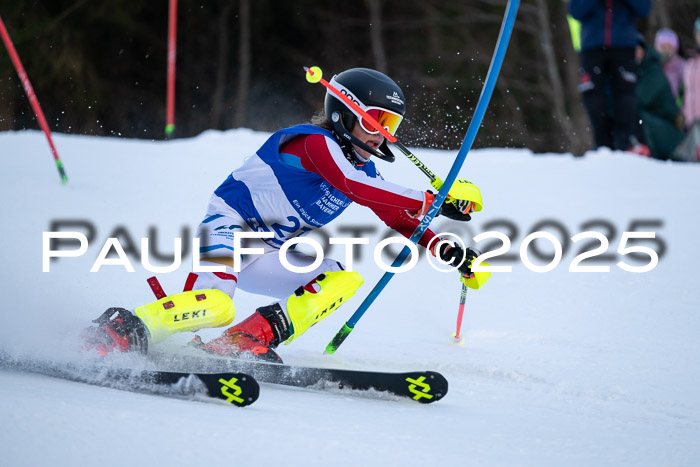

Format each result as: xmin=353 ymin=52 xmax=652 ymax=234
xmin=199 ymin=304 xmax=291 ymax=363
xmin=81 ymin=308 xmax=149 ymax=355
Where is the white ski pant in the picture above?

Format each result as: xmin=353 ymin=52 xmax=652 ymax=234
xmin=189 ymin=198 xmax=344 ymax=301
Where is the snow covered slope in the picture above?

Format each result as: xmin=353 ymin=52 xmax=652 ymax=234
xmin=1 ymin=129 xmax=699 ymax=466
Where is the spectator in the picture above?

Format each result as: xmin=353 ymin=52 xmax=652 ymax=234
xmin=682 ymin=18 xmax=700 ymax=129
xmin=569 ymin=0 xmax=652 ymax=153
xmin=654 ymin=28 xmax=686 ymax=103
xmin=635 ymin=35 xmax=685 ymax=160
xmin=674 ymin=17 xmax=700 ymax=162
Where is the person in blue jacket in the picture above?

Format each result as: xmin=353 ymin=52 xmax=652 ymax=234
xmin=569 ymin=0 xmax=652 ymax=153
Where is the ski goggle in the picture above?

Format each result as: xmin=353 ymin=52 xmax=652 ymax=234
xmin=356 ymin=107 xmax=404 ymax=136
xmin=329 ymin=76 xmax=404 ymax=136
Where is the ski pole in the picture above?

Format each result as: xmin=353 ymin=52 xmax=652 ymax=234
xmin=324 ymin=0 xmax=520 ymax=354
xmin=0 ymin=15 xmax=68 ymax=184
xmin=453 ymin=283 xmax=468 ymax=343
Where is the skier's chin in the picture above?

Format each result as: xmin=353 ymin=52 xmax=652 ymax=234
xmin=351 ymin=144 xmax=373 ymax=160
xmin=357 ymin=149 xmax=372 ymax=160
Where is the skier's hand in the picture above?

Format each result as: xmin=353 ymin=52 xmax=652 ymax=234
xmin=432 ymin=241 xmax=478 ymax=276
xmin=412 ymin=190 xmax=473 ymax=221
xmin=439 ymin=198 xmax=473 ymax=221
xmin=431 ymin=240 xmax=491 ymax=289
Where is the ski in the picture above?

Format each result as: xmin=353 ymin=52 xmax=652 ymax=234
xmin=253 ymin=365 xmax=448 ymax=404
xmin=155 ymin=354 xmax=448 ymax=404
xmin=0 ymin=354 xmax=259 ymax=407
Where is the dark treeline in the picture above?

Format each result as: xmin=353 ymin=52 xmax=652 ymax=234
xmin=1 ymin=0 xmax=698 ymax=154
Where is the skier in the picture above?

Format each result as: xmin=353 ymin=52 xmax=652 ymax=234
xmin=84 ymin=68 xmax=489 ymax=361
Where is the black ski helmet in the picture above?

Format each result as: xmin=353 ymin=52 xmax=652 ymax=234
xmin=324 ymin=68 xmax=406 ymax=163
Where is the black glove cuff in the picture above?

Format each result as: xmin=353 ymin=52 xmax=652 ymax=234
xmin=439 ymin=201 xmax=472 ymax=222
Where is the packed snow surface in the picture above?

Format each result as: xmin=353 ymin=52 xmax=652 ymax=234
xmin=1 ymin=129 xmax=698 ymax=466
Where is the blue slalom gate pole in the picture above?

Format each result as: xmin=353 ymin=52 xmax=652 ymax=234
xmin=325 ymin=0 xmax=520 ymax=354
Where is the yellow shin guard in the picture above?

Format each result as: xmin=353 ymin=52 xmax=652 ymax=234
xmin=134 ymin=289 xmax=235 ymax=344
xmin=284 ymin=270 xmax=364 ymax=344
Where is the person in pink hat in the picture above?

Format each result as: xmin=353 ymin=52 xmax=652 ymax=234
xmin=672 ymin=18 xmax=700 ymax=162
xmin=683 ymin=19 xmax=700 ymax=130
xmin=654 ymin=28 xmax=686 ymax=103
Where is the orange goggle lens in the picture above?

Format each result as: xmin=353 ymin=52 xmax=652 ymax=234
xmin=359 ymin=107 xmax=403 ymax=136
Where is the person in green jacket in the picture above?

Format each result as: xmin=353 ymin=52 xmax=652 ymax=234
xmin=635 ymin=35 xmax=685 ymax=159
